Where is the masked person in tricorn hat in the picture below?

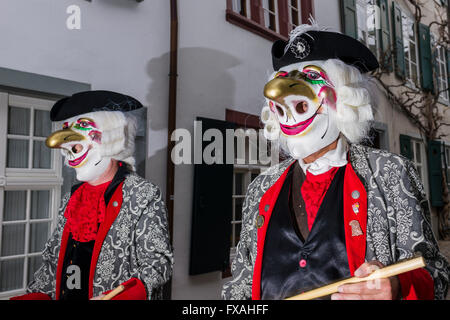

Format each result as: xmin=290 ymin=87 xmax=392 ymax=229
xmin=222 ymin=24 xmax=449 ymax=300
xmin=11 ymin=91 xmax=173 ymax=300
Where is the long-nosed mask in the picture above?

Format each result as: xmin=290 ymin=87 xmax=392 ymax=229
xmin=45 ymin=111 xmax=130 ymax=182
xmin=264 ymin=61 xmax=340 ymax=159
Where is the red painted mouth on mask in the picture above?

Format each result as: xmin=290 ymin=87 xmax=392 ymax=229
xmin=68 ymin=147 xmax=91 ymax=167
xmin=280 ymin=114 xmax=317 ymax=135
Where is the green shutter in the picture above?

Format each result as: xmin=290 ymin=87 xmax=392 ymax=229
xmin=391 ymin=3 xmax=405 ymax=78
xmin=341 ymin=0 xmax=357 ymax=39
xmin=400 ymin=134 xmax=413 ymax=160
xmin=427 ymin=140 xmax=444 ymax=207
xmin=378 ymin=0 xmax=392 ymax=71
xmin=418 ymin=23 xmax=434 ymax=92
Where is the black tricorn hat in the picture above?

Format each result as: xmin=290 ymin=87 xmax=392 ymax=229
xmin=50 ymin=90 xmax=143 ymax=121
xmin=272 ymin=30 xmax=379 ymax=73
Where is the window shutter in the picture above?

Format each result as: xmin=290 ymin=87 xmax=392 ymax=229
xmin=391 ymin=3 xmax=405 ymax=78
xmin=427 ymin=140 xmax=444 ymax=207
xmin=341 ymin=0 xmax=357 ymax=39
xmin=418 ymin=23 xmax=434 ymax=92
xmin=377 ymin=0 xmax=392 ymax=71
xmin=189 ymin=117 xmax=235 ymax=275
xmin=400 ymin=134 xmax=413 ymax=160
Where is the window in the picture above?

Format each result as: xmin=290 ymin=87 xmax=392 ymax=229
xmin=431 ymin=34 xmax=449 ymax=102
xmin=230 ymin=168 xmax=261 ymax=253
xmin=262 ymin=0 xmax=279 ymax=32
xmin=226 ymin=0 xmax=314 ymax=42
xmin=361 ymin=125 xmax=389 ymax=151
xmin=401 ymin=12 xmax=420 ymax=87
xmin=0 ymin=93 xmax=62 ymax=298
xmin=221 ymin=110 xmax=272 ymax=277
xmin=356 ymin=0 xmax=377 ymax=55
xmin=344 ymin=0 xmax=390 ymax=65
xmin=288 ymin=0 xmax=301 ymax=31
xmin=232 ymin=0 xmax=250 ymax=17
xmin=410 ymin=139 xmax=429 ymax=195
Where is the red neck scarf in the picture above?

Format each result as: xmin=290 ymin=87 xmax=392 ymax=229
xmin=64 ymin=181 xmax=110 ymax=242
xmin=301 ymin=167 xmax=339 ymax=231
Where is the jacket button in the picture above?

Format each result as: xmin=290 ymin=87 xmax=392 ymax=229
xmin=255 ymin=215 xmax=265 ymax=229
xmin=299 ymin=259 xmax=307 ymax=268
xmin=112 ymin=201 xmax=119 ymax=207
xmin=264 ymin=204 xmax=270 ymax=212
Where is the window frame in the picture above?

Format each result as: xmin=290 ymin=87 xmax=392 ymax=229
xmin=287 ymin=0 xmax=301 ymax=31
xmin=225 ymin=0 xmax=314 ymax=42
xmin=261 ymin=0 xmax=280 ymax=33
xmin=231 ymin=0 xmax=251 ymax=18
xmin=400 ymin=9 xmax=421 ymax=88
xmin=431 ymin=33 xmax=449 ymax=104
xmin=0 ymin=92 xmax=62 ymax=299
xmin=410 ymin=138 xmax=429 ymax=196
xmin=222 ymin=109 xmax=271 ymax=278
xmin=230 ymin=165 xmax=267 ymax=256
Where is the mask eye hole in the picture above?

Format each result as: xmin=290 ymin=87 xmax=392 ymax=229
xmin=295 ymin=101 xmax=308 ymax=114
xmin=275 ymin=105 xmax=285 ymax=117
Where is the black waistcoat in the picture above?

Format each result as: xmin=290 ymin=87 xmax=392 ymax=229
xmin=59 ymin=163 xmax=130 ymax=300
xmin=261 ymin=165 xmax=350 ymax=300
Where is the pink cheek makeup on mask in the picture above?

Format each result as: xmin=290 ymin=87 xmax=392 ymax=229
xmin=318 ymin=86 xmax=337 ymax=110
xmin=88 ymin=130 xmax=102 ymax=144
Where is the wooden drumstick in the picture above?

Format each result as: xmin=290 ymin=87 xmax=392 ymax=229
xmin=285 ymin=256 xmax=426 ymax=300
xmin=101 ymin=279 xmax=137 ymax=300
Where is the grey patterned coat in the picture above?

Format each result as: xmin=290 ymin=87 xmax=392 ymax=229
xmin=222 ymin=144 xmax=449 ymax=300
xmin=27 ymin=173 xmax=173 ymax=300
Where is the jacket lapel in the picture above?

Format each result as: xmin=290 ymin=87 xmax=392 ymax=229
xmin=343 ymin=162 xmax=367 ymax=275
xmin=55 ymin=225 xmax=70 ymax=300
xmin=252 ymin=161 xmax=295 ymax=300
xmin=88 ymin=181 xmax=124 ymax=298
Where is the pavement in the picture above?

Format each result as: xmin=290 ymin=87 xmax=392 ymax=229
xmin=437 ymin=241 xmax=450 ymax=300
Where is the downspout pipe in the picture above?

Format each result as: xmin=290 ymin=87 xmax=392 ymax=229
xmin=164 ymin=0 xmax=178 ymax=299
xmin=167 ymin=0 xmax=178 ymax=243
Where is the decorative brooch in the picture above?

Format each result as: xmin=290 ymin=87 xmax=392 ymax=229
xmin=290 ymin=37 xmax=311 ymax=59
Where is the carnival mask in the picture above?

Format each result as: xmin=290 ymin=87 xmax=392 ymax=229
xmin=263 ymin=61 xmax=340 ymax=159
xmin=45 ymin=111 xmax=122 ymax=182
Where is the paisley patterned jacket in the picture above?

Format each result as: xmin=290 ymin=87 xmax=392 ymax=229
xmin=222 ymin=144 xmax=449 ymax=300
xmin=26 ymin=173 xmax=173 ymax=300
